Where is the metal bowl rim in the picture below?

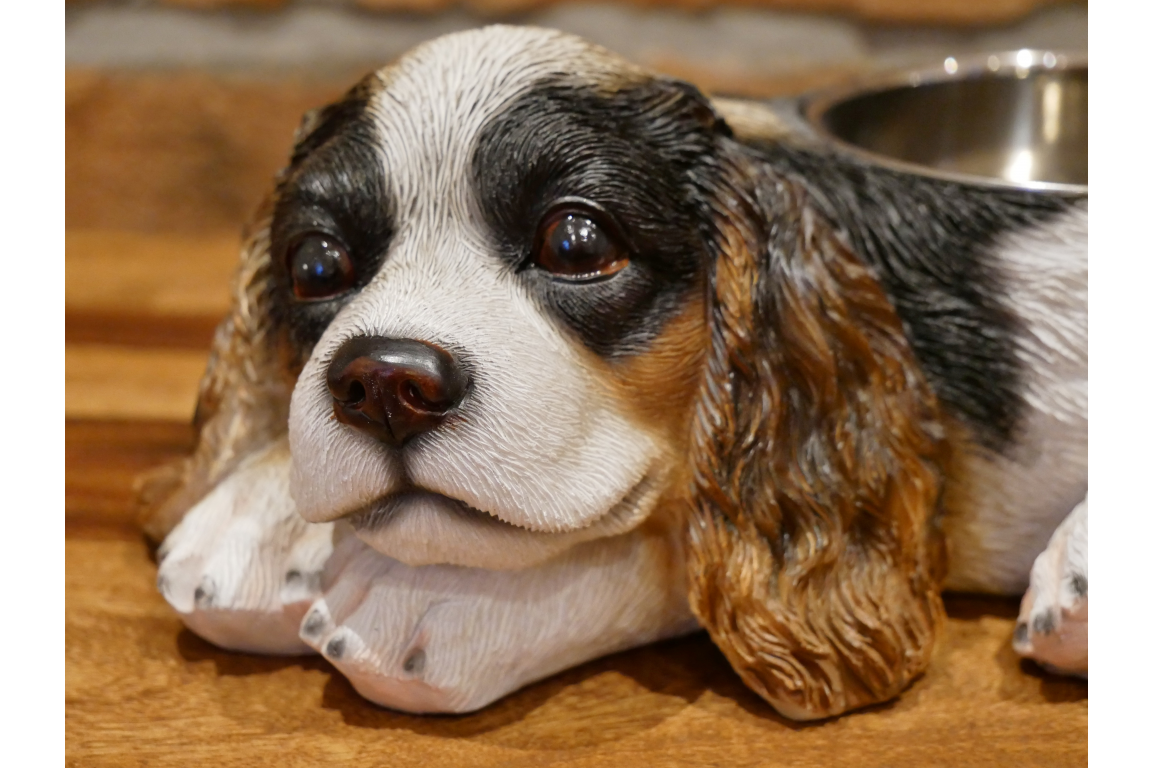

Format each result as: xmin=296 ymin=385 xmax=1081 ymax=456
xmin=801 ymin=49 xmax=1088 ymax=195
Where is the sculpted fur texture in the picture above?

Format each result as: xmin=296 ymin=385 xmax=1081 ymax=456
xmin=686 ymin=168 xmax=947 ymax=719
xmin=140 ymin=26 xmax=1088 ymax=720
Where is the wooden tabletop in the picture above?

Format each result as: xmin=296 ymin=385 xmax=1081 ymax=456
xmin=65 ymin=69 xmax=1087 ymax=767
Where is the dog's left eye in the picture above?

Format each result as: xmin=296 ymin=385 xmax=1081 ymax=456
xmin=532 ymin=208 xmax=629 ymax=281
xmin=288 ymin=233 xmax=356 ymax=300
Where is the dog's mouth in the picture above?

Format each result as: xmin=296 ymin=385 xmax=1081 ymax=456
xmin=350 ymin=490 xmax=539 ymax=534
xmin=345 ymin=473 xmax=659 ymax=570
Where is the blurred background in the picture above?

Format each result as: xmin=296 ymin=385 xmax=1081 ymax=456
xmin=64 ymin=0 xmax=1087 ymax=426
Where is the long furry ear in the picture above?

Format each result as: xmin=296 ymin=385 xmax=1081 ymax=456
xmin=687 ymin=157 xmax=948 ymax=720
xmin=135 ymin=201 xmax=292 ymax=542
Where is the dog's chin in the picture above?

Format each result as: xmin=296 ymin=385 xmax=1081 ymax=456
xmin=346 ymin=475 xmax=661 ymax=571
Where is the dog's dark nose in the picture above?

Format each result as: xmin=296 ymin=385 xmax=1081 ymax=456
xmin=326 ymin=337 xmax=468 ymax=447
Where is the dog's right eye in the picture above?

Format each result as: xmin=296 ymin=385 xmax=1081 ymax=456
xmin=288 ymin=233 xmax=356 ymax=301
xmin=531 ymin=206 xmax=630 ymax=281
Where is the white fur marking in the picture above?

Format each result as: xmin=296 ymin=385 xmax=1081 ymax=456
xmin=943 ymin=203 xmax=1088 ymax=594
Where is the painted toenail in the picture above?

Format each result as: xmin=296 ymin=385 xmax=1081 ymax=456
xmin=302 ymin=610 xmax=327 ymax=637
xmin=1032 ymin=609 xmax=1056 ymax=635
xmin=403 ymin=649 xmax=426 ymax=675
xmin=1070 ymin=573 xmax=1087 ymax=598
xmin=194 ymin=577 xmax=216 ymax=608
xmin=325 ymin=636 xmax=346 ymax=659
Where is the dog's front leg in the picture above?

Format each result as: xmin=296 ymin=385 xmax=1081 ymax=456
xmin=1013 ymin=496 xmax=1088 ymax=676
xmin=156 ymin=438 xmax=334 ymax=654
xmin=299 ymin=522 xmax=699 ymax=713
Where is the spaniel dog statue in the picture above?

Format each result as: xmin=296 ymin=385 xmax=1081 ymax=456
xmin=141 ymin=26 xmax=1087 ymax=720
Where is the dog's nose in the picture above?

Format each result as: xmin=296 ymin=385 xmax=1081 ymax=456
xmin=326 ymin=337 xmax=468 ymax=447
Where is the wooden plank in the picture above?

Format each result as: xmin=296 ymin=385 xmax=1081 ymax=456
xmin=67 ymin=230 xmax=238 ymax=317
xmin=67 ymin=229 xmax=234 ymax=348
xmin=66 ymin=419 xmax=195 ymax=538
xmin=67 ymin=344 xmax=208 ymax=421
xmin=66 ymin=535 xmax=1087 ymax=767
xmin=66 ymin=309 xmax=220 ymax=350
xmin=67 ymin=70 xmax=347 ymax=233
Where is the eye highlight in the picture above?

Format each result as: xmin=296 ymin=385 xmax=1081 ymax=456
xmin=287 ymin=233 xmax=356 ymax=301
xmin=532 ymin=206 xmax=629 ymax=281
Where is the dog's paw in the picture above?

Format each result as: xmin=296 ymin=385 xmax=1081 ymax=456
xmin=299 ymin=529 xmax=696 ymax=713
xmin=1013 ymin=497 xmax=1087 ymax=676
xmin=156 ymin=441 xmax=335 ymax=655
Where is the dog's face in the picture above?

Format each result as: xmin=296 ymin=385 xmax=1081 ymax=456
xmin=276 ymin=27 xmax=719 ymax=569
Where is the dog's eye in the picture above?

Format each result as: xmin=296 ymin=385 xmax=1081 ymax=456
xmin=288 ymin=233 xmax=356 ymax=300
xmin=533 ymin=209 xmax=629 ymax=280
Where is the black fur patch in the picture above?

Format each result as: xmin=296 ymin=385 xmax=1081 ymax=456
xmin=268 ymin=89 xmax=393 ymax=365
xmin=745 ymin=143 xmax=1081 ymax=452
xmin=472 ymin=78 xmax=725 ymax=358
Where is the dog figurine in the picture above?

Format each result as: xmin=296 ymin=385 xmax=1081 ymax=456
xmin=140 ymin=26 xmax=1087 ymax=721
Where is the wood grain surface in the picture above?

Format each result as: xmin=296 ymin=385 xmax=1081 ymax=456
xmin=65 ymin=67 xmax=1088 ymax=767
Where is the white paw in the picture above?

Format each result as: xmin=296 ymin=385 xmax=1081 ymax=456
xmin=157 ymin=440 xmax=335 ymax=655
xmin=1013 ymin=497 xmax=1087 ymax=676
xmin=299 ymin=527 xmax=697 ymax=713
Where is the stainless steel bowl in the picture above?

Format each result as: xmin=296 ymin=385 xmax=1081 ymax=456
xmin=803 ymin=51 xmax=1087 ymax=193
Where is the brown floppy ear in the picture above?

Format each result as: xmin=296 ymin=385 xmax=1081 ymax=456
xmin=686 ymin=158 xmax=948 ymax=720
xmin=135 ymin=201 xmax=293 ymax=542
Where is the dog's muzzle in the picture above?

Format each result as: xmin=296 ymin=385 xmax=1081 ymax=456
xmin=326 ymin=336 xmax=468 ymax=447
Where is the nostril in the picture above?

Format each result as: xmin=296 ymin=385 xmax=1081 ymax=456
xmin=345 ymin=380 xmax=366 ymax=405
xmin=401 ymin=381 xmax=437 ymax=413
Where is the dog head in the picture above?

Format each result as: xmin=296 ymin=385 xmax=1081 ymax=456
xmin=276 ymin=27 xmax=722 ymax=571
xmin=144 ymin=25 xmax=947 ymax=720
